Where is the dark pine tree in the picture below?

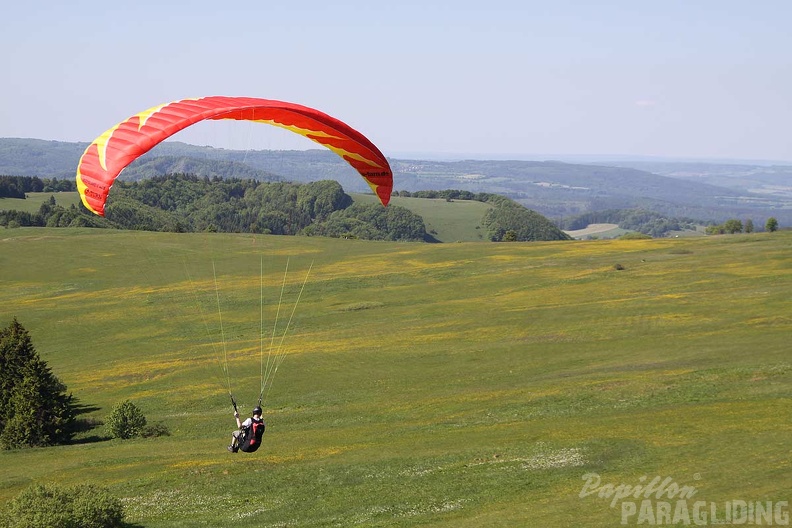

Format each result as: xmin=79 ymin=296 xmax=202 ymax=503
xmin=0 ymin=318 xmax=75 ymax=449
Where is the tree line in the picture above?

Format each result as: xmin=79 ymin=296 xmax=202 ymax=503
xmin=0 ymin=175 xmax=76 ymax=198
xmin=561 ymin=208 xmax=702 ymax=237
xmin=705 ymin=217 xmax=779 ymax=234
xmin=1 ymin=174 xmax=574 ymax=242
xmin=108 ymin=174 xmax=429 ymax=241
xmin=0 ymin=174 xmax=431 ymax=241
xmin=561 ymin=208 xmax=782 ymax=237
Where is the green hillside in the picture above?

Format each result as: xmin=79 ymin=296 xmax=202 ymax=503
xmin=1 ymin=228 xmax=790 ymax=527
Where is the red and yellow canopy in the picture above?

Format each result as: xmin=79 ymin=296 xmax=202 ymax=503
xmin=76 ymin=96 xmax=393 ymax=216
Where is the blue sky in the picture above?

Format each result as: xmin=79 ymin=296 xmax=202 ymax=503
xmin=2 ymin=1 xmax=790 ymax=162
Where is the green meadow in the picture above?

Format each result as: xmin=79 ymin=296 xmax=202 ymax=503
xmin=0 ymin=191 xmax=81 ymax=213
xmin=0 ymin=228 xmax=790 ymax=527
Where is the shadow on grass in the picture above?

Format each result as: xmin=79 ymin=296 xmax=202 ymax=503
xmin=67 ymin=398 xmax=111 ymax=445
xmin=66 ymin=399 xmax=172 ymax=445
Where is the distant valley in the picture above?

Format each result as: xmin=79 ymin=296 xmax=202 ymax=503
xmin=2 ymin=138 xmax=790 ymax=226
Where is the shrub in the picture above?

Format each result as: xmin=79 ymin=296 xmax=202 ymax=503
xmin=141 ymin=421 xmax=171 ymax=438
xmin=618 ymin=232 xmax=652 ymax=240
xmin=105 ymin=400 xmax=147 ymax=439
xmin=2 ymin=483 xmax=124 ymax=528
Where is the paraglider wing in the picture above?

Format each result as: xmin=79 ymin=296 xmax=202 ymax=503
xmin=76 ymin=96 xmax=393 ymax=216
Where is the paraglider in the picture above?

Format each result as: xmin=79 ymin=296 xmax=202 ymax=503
xmin=76 ymin=96 xmax=393 ymax=216
xmin=229 ymin=405 xmax=265 ymax=453
xmin=75 ymin=97 xmax=389 ymax=453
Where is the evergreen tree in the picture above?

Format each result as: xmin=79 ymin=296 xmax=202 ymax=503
xmin=0 ymin=318 xmax=36 ymax=423
xmin=0 ymin=318 xmax=75 ymax=449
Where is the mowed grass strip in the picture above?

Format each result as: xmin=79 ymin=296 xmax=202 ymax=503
xmin=0 ymin=228 xmax=790 ymax=527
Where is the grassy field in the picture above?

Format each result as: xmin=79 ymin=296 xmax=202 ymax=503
xmin=0 ymin=228 xmax=790 ymax=527
xmin=0 ymin=191 xmax=81 ymax=213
